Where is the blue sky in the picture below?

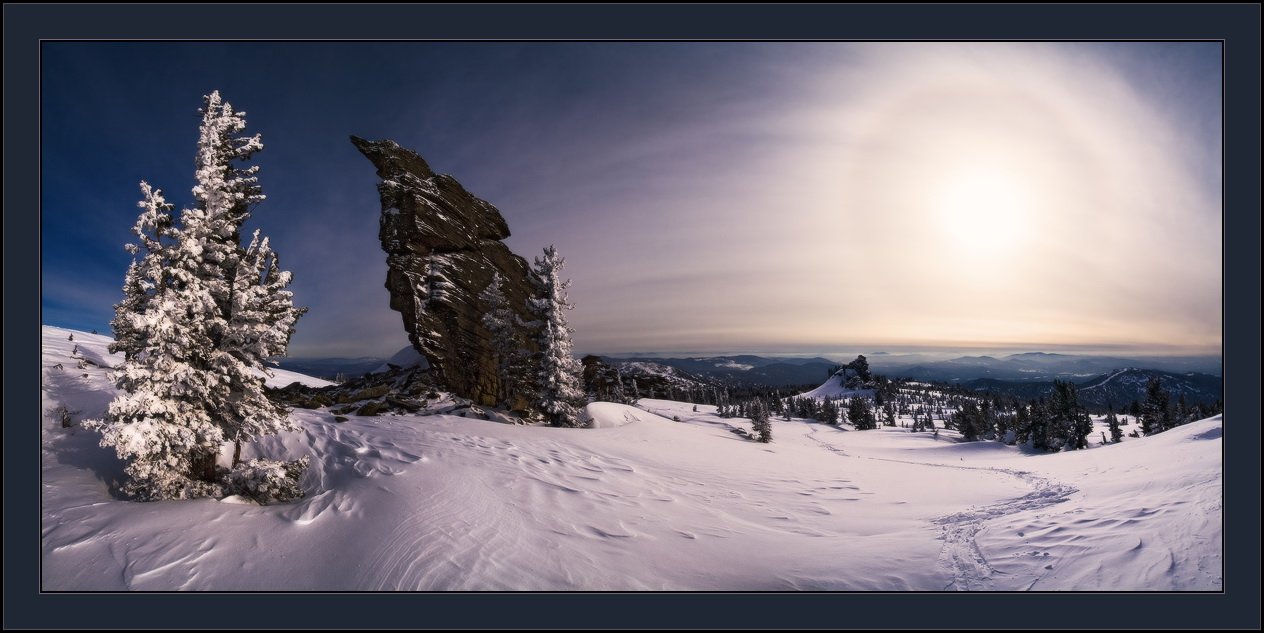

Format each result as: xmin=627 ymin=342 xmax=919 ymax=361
xmin=41 ymin=42 xmax=1222 ymax=358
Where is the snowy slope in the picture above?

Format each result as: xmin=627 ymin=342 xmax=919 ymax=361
xmin=370 ymin=345 xmax=428 ymax=374
xmin=798 ymin=371 xmax=872 ymax=399
xmin=42 ymin=325 xmax=334 ymax=389
xmin=41 ymin=327 xmax=1221 ymax=590
xmin=613 ymin=360 xmax=716 ymax=393
xmin=824 ymin=415 xmax=1222 ymax=590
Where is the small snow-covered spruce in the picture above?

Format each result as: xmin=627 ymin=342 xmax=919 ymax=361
xmin=848 ymin=396 xmax=878 ymax=430
xmin=1011 ymin=403 xmax=1030 ymax=443
xmin=818 ymin=398 xmax=839 ymax=425
xmin=1175 ymin=393 xmax=1191 ymax=427
xmin=994 ymin=399 xmax=1012 ymax=442
xmin=1140 ymin=377 xmax=1169 ymax=436
xmin=750 ymin=398 xmax=772 ymax=443
xmin=612 ymin=365 xmax=629 ymax=404
xmin=950 ymin=400 xmax=985 ymax=441
xmin=529 ymin=245 xmax=584 ymax=427
xmin=1046 ymin=380 xmax=1090 ymax=450
xmin=86 ymin=91 xmax=306 ymax=502
xmin=1028 ymin=399 xmax=1052 ymax=451
xmin=480 ymin=272 xmax=527 ymax=409
xmin=1106 ymin=406 xmax=1123 ymax=443
xmin=881 ymin=400 xmax=897 ymax=427
xmin=49 ymin=403 xmax=80 ymax=429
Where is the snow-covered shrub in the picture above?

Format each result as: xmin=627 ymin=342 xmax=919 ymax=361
xmin=49 ymin=403 xmax=79 ymax=428
xmin=223 ymin=456 xmax=310 ymax=504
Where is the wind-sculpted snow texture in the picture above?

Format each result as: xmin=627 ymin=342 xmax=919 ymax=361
xmin=351 ymin=137 xmax=537 ymax=409
xmin=932 ymin=470 xmax=1076 ymax=590
xmin=42 ymin=327 xmax=1221 ymax=590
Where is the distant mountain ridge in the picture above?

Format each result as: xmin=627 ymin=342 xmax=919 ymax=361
xmin=274 ymin=356 xmax=386 ymax=380
xmin=608 ymin=355 xmax=838 ymax=387
xmin=880 ymin=352 xmax=1220 ymax=382
xmin=601 ymin=351 xmax=1219 ymax=388
xmin=961 ymin=368 xmax=1222 ymax=408
xmin=278 ymin=350 xmax=1222 ymax=405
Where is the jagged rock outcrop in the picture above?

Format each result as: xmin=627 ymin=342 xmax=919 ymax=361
xmin=351 ymin=137 xmax=538 ymax=408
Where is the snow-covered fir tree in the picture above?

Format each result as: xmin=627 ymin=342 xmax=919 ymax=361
xmin=1106 ymin=406 xmax=1123 ymax=443
xmin=480 ymin=272 xmax=527 ymax=409
xmin=750 ymin=398 xmax=773 ymax=443
xmin=848 ymin=396 xmax=877 ymax=430
xmin=1029 ymin=399 xmax=1052 ymax=451
xmin=818 ymin=398 xmax=839 ymax=425
xmin=951 ymin=401 xmax=983 ymax=441
xmin=1141 ymin=377 xmax=1170 ymax=436
xmin=86 ymin=91 xmax=305 ymax=501
xmin=1011 ymin=404 xmax=1030 ymax=442
xmin=1175 ymin=392 xmax=1191 ymax=428
xmin=612 ymin=365 xmax=628 ymax=404
xmin=529 ymin=245 xmax=584 ymax=427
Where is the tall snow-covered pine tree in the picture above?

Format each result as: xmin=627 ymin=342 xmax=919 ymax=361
xmin=529 ymin=245 xmax=584 ymax=427
xmin=87 ymin=91 xmax=305 ymax=500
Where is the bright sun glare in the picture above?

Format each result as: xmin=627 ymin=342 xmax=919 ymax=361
xmin=935 ymin=167 xmax=1030 ymax=252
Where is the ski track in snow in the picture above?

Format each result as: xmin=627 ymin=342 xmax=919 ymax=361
xmin=801 ymin=421 xmax=1077 ymax=591
xmin=930 ymin=469 xmax=1075 ymax=591
xmin=803 ymin=424 xmax=848 ymax=456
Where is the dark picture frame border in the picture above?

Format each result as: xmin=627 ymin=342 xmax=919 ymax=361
xmin=5 ymin=4 xmax=1259 ymax=630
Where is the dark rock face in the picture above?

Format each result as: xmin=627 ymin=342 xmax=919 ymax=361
xmin=268 ymin=365 xmax=437 ymax=415
xmin=351 ymin=137 xmax=538 ymax=407
xmin=581 ymin=355 xmax=622 ymax=402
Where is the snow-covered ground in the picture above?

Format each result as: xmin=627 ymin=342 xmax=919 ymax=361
xmin=42 ymin=325 xmax=334 ymax=390
xmin=370 ymin=345 xmax=428 ymax=374
xmin=797 ymin=371 xmax=872 ymax=399
xmin=41 ymin=326 xmax=1221 ymax=590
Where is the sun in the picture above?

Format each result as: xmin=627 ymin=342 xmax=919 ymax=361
xmin=934 ymin=166 xmax=1031 ymax=253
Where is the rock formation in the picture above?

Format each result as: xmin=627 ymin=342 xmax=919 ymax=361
xmin=351 ymin=136 xmax=538 ymax=408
